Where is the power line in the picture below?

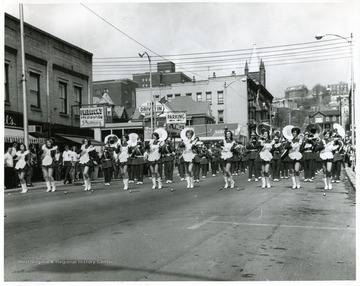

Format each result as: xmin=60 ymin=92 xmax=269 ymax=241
xmin=80 ymin=3 xmax=208 ymax=80
xmin=92 ymin=55 xmax=350 ymax=76
xmin=93 ymin=38 xmax=349 ymax=60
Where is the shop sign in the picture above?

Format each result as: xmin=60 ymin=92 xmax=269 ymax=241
xmin=166 ymin=112 xmax=186 ymax=124
xmin=80 ymin=107 xmax=105 ymax=128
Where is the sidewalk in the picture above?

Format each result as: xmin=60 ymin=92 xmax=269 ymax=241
xmin=344 ymin=166 xmax=356 ymax=192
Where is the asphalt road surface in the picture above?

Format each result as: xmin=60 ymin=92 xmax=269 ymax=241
xmin=4 ymin=172 xmax=356 ymax=281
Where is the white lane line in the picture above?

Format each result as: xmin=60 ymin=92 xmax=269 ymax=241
xmin=205 ymin=220 xmax=355 ymax=231
xmin=187 ymin=215 xmax=218 ymax=230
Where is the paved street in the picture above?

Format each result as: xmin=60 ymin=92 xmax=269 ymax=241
xmin=4 ymin=171 xmax=355 ymax=281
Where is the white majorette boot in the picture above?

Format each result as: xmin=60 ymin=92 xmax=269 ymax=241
xmin=323 ymin=178 xmax=328 ymax=190
xmin=20 ymin=183 xmax=28 ymax=193
xmin=83 ymin=180 xmax=88 ymax=191
xmin=261 ymin=177 xmax=266 ymax=189
xmin=87 ymin=179 xmax=92 ymax=191
xmin=223 ymin=176 xmax=229 ymax=189
xmin=123 ymin=179 xmax=128 ymax=190
xmin=152 ymin=178 xmax=156 ymax=189
xmin=190 ymin=177 xmax=194 ymax=189
xmin=51 ymin=182 xmax=56 ymax=192
xmin=296 ymin=176 xmax=301 ymax=189
xmin=266 ymin=177 xmax=271 ymax=189
xmin=186 ymin=176 xmax=190 ymax=189
xmin=229 ymin=176 xmax=235 ymax=189
xmin=46 ymin=181 xmax=51 ymax=192
xmin=157 ymin=178 xmax=162 ymax=189
xmin=328 ymin=177 xmax=333 ymax=190
xmin=291 ymin=176 xmax=296 ymax=189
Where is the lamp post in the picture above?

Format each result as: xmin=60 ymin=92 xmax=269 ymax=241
xmin=139 ymin=52 xmax=153 ymax=134
xmin=315 ymin=33 xmax=354 ymax=144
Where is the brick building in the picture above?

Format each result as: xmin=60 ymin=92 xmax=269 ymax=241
xmin=93 ymin=79 xmax=138 ymax=118
xmin=132 ymin=61 xmax=192 ymax=88
xmin=4 ymin=13 xmax=93 ymax=145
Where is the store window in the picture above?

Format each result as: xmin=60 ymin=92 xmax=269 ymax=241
xmin=74 ymin=86 xmax=82 ymax=115
xmin=59 ymin=81 xmax=68 ymax=114
xmin=29 ymin=72 xmax=40 ymax=108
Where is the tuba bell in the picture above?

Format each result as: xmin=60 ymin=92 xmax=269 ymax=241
xmin=306 ymin=123 xmax=321 ymax=139
xmin=282 ymin=125 xmax=294 ymax=141
xmin=256 ymin=122 xmax=272 ymax=140
xmin=104 ymin=134 xmax=120 ymax=148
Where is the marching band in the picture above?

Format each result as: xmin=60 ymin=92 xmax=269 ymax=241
xmin=21 ymin=123 xmax=349 ymax=194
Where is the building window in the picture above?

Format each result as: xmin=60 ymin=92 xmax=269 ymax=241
xmin=325 ymin=116 xmax=330 ymax=122
xmin=217 ymin=91 xmax=224 ymax=104
xmin=186 ymin=93 xmax=192 ymax=97
xmin=218 ymin=110 xmax=224 ymax=123
xmin=196 ymin=92 xmax=202 ymax=102
xmin=206 ymin=92 xmax=212 ymax=103
xmin=167 ymin=94 xmax=173 ymax=99
xmin=332 ymin=116 xmax=337 ymax=122
xmin=4 ymin=63 xmax=9 ymax=103
xmin=175 ymin=93 xmax=181 ymax=97
xmin=154 ymin=94 xmax=159 ymax=99
xmin=74 ymin=86 xmax=82 ymax=115
xmin=29 ymin=72 xmax=40 ymax=108
xmin=59 ymin=82 xmax=68 ymax=114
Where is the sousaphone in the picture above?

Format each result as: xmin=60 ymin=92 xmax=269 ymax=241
xmin=256 ymin=122 xmax=272 ymax=138
xmin=104 ymin=134 xmax=120 ymax=148
xmin=282 ymin=125 xmax=295 ymax=141
xmin=154 ymin=128 xmax=168 ymax=142
xmin=333 ymin=123 xmax=345 ymax=138
xmin=180 ymin=127 xmax=195 ymax=141
xmin=306 ymin=123 xmax=321 ymax=139
xmin=128 ymin=133 xmax=139 ymax=147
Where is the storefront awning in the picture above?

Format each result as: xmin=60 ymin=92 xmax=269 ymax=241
xmin=56 ymin=134 xmax=105 ymax=146
xmin=5 ymin=128 xmax=45 ymax=144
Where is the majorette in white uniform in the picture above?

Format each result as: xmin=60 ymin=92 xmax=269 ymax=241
xmin=148 ymin=139 xmax=162 ymax=162
xmin=220 ymin=139 xmax=235 ymax=161
xmin=182 ymin=139 xmax=196 ymax=162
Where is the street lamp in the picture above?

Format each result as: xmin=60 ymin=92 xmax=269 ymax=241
xmin=315 ymin=33 xmax=355 ymax=144
xmin=224 ymin=79 xmax=241 ymax=128
xmin=139 ymin=51 xmax=154 ymax=134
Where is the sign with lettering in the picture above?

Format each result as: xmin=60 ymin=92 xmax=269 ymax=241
xmin=166 ymin=112 xmax=186 ymax=124
xmin=139 ymin=102 xmax=164 ymax=117
xmin=80 ymin=107 xmax=105 ymax=128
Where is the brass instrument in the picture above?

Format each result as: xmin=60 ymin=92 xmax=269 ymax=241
xmin=128 ymin=133 xmax=139 ymax=147
xmin=104 ymin=134 xmax=120 ymax=148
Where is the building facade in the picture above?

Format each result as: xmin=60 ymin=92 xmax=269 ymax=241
xmin=4 ymin=13 xmax=93 ymax=143
xmin=135 ymin=72 xmax=273 ymax=139
xmin=93 ymin=78 xmax=138 ymax=117
xmin=132 ymin=61 xmax=192 ymax=88
xmin=284 ymin=84 xmax=309 ymax=104
xmin=308 ymin=110 xmax=341 ymax=131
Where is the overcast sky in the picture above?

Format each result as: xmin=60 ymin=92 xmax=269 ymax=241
xmin=3 ymin=0 xmax=359 ymax=98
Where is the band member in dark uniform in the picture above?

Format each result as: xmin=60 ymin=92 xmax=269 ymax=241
xmin=271 ymin=131 xmax=283 ymax=182
xmin=246 ymin=132 xmax=260 ymax=182
xmin=209 ymin=143 xmax=220 ymax=177
xmin=161 ymin=136 xmax=175 ymax=184
xmin=101 ymin=146 xmax=114 ymax=186
xmin=301 ymin=131 xmax=316 ymax=182
xmin=131 ymin=138 xmax=145 ymax=185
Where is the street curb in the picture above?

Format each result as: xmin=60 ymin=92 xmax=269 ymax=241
xmin=344 ymin=168 xmax=356 ymax=192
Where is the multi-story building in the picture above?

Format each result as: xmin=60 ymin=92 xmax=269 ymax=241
xmin=132 ymin=61 xmax=192 ymax=88
xmin=4 ymin=13 xmax=93 ymax=145
xmin=327 ymin=82 xmax=349 ymax=130
xmin=284 ymin=84 xmax=309 ymax=104
xmin=135 ymin=47 xmax=273 ymax=139
xmin=93 ymin=78 xmax=138 ymax=117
